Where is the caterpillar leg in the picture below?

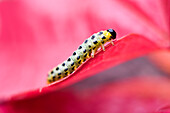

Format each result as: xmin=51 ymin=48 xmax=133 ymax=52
xmin=91 ymin=50 xmax=95 ymax=58
xmin=101 ymin=44 xmax=105 ymax=51
xmin=110 ymin=41 xmax=114 ymax=46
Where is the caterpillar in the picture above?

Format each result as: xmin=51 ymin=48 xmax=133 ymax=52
xmin=47 ymin=29 xmax=117 ymax=84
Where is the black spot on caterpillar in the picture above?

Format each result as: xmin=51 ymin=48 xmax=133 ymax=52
xmin=47 ymin=29 xmax=117 ymax=84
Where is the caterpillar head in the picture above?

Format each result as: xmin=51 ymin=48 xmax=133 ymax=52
xmin=107 ymin=29 xmax=116 ymax=39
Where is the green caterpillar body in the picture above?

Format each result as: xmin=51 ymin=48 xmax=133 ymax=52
xmin=47 ymin=29 xmax=116 ymax=84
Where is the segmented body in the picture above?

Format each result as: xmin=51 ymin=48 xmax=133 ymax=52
xmin=47 ymin=29 xmax=116 ymax=84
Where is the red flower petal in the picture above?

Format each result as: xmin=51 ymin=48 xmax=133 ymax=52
xmin=0 ymin=0 xmax=169 ymax=112
xmin=0 ymin=0 xmax=169 ymax=99
xmin=5 ymin=34 xmax=159 ymax=101
xmin=1 ymin=76 xmax=170 ymax=113
xmin=44 ymin=34 xmax=160 ymax=91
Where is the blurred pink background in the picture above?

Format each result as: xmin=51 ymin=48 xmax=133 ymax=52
xmin=0 ymin=0 xmax=169 ymax=112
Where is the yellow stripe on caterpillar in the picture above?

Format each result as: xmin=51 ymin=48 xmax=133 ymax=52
xmin=47 ymin=29 xmax=116 ymax=84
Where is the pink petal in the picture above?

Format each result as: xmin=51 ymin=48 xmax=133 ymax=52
xmin=0 ymin=1 xmax=169 ymax=112
xmin=1 ymin=76 xmax=170 ymax=113
xmin=6 ymin=34 xmax=159 ymax=101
